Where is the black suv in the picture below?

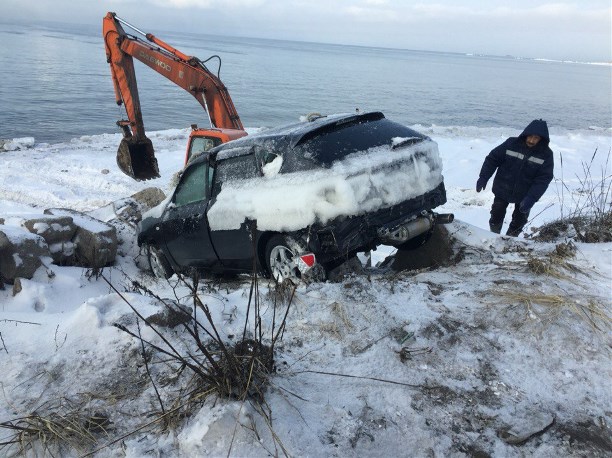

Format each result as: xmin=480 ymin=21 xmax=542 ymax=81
xmin=138 ymin=112 xmax=450 ymax=281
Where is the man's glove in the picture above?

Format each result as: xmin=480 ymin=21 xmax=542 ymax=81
xmin=476 ymin=178 xmax=487 ymax=192
xmin=519 ymin=196 xmax=536 ymax=213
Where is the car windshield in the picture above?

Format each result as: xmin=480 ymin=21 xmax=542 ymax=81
xmin=294 ymin=118 xmax=426 ymax=167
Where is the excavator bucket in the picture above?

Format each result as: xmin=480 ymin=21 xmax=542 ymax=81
xmin=116 ymin=137 xmax=160 ymax=181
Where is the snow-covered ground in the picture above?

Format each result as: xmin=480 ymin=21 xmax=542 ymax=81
xmin=1 ymin=124 xmax=611 ymax=457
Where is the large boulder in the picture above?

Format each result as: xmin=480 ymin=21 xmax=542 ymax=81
xmin=22 ymin=215 xmax=77 ymax=244
xmin=132 ymin=187 xmax=166 ymax=212
xmin=44 ymin=208 xmax=118 ymax=268
xmin=0 ymin=226 xmax=50 ymax=283
xmin=22 ymin=215 xmax=78 ymax=265
xmin=87 ymin=187 xmax=167 ymax=227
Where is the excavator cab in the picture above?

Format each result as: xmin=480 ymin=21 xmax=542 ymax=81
xmin=185 ymin=127 xmax=248 ymax=165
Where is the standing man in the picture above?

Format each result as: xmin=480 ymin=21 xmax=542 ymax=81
xmin=476 ymin=119 xmax=554 ymax=237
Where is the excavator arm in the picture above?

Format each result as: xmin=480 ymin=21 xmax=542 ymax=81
xmin=103 ymin=12 xmax=244 ymax=180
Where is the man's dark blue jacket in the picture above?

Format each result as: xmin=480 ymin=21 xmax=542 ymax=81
xmin=479 ymin=120 xmax=554 ymax=204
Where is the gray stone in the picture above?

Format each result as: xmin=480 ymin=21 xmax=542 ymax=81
xmin=48 ymin=241 xmax=77 ymax=265
xmin=499 ymin=412 xmax=555 ymax=445
xmin=44 ymin=208 xmax=117 ymax=268
xmin=22 ymin=215 xmax=77 ymax=245
xmin=0 ymin=227 xmax=50 ymax=282
xmin=131 ymin=187 xmax=166 ymax=212
xmin=12 ymin=277 xmax=22 ymax=296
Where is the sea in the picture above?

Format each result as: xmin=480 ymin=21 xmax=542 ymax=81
xmin=0 ymin=20 xmax=610 ymax=144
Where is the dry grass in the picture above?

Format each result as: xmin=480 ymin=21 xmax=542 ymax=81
xmin=525 ymin=242 xmax=583 ymax=279
xmin=494 ymin=288 xmax=611 ymax=332
xmin=330 ymin=301 xmax=355 ymax=331
xmin=0 ymin=399 xmax=111 ymax=457
xmin=532 ymin=148 xmax=612 ymax=243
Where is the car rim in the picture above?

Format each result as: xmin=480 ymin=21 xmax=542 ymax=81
xmin=269 ymin=244 xmax=300 ymax=282
xmin=149 ymin=247 xmax=167 ymax=278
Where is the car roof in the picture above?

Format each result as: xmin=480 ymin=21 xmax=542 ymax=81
xmin=199 ymin=111 xmax=386 ymax=162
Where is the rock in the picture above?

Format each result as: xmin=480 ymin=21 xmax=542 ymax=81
xmin=86 ymin=189 xmax=166 ymax=229
xmin=48 ymin=241 xmax=77 ymax=265
xmin=0 ymin=226 xmax=50 ymax=282
xmin=22 ymin=215 xmax=77 ymax=244
xmin=131 ymin=187 xmax=166 ymax=212
xmin=44 ymin=208 xmax=117 ymax=268
xmin=498 ymin=412 xmax=555 ymax=445
xmin=12 ymin=277 xmax=22 ymax=296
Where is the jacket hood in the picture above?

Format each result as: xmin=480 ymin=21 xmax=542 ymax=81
xmin=520 ymin=119 xmax=550 ymax=144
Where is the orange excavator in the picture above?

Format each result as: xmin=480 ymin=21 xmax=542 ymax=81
xmin=103 ymin=12 xmax=247 ymax=180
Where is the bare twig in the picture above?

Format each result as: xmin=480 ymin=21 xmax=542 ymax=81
xmin=0 ymin=319 xmax=41 ymax=326
xmin=293 ymin=369 xmax=435 ymax=390
xmin=0 ymin=332 xmax=7 ymax=354
xmin=136 ymin=318 xmax=166 ymax=422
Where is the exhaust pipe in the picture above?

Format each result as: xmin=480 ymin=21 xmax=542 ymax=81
xmin=378 ymin=215 xmax=433 ymax=244
xmin=434 ymin=213 xmax=454 ymax=224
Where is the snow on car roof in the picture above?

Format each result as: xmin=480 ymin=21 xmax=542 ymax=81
xmin=211 ymin=112 xmax=385 ymax=161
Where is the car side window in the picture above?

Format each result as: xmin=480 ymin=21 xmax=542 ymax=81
xmin=173 ymin=162 xmax=208 ymax=207
xmin=255 ymin=146 xmax=279 ymax=172
xmin=211 ymin=154 xmax=258 ymax=197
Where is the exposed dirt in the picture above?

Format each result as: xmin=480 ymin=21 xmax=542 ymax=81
xmin=388 ymin=225 xmax=457 ymax=272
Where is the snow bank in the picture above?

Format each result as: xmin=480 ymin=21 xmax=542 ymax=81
xmin=0 ymin=136 xmax=35 ymax=151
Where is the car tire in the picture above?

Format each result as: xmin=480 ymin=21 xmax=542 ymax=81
xmin=145 ymin=243 xmax=174 ymax=279
xmin=265 ymin=235 xmax=302 ymax=283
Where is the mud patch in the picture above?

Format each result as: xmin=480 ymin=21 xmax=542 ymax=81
xmin=388 ymin=225 xmax=457 ymax=272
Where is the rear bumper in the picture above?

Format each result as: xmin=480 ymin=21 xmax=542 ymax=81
xmin=307 ymin=181 xmax=447 ymax=262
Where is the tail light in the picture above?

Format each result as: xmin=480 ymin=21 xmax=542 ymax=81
xmin=297 ymin=253 xmax=316 ymax=273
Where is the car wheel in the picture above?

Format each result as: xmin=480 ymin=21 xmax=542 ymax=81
xmin=265 ymin=235 xmax=303 ymax=283
xmin=145 ymin=243 xmax=174 ymax=279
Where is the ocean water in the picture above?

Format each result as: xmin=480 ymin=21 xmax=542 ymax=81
xmin=0 ymin=20 xmax=610 ymax=144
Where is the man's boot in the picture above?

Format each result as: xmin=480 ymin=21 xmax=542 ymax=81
xmin=489 ymin=222 xmax=502 ymax=234
xmin=506 ymin=226 xmax=522 ymax=237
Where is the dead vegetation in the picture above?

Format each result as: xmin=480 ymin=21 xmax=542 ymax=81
xmin=0 ymin=398 xmax=111 ymax=457
xmin=0 ymin=264 xmax=297 ymax=457
xmin=492 ymin=240 xmax=610 ymax=332
xmin=495 ymin=288 xmax=611 ymax=331
xmin=530 ymin=148 xmax=612 ymax=243
xmin=525 ymin=241 xmax=581 ymax=278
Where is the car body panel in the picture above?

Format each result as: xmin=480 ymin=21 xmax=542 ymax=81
xmin=137 ymin=111 xmax=448 ymax=277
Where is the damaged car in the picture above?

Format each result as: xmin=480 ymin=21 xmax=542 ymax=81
xmin=138 ymin=111 xmax=452 ymax=281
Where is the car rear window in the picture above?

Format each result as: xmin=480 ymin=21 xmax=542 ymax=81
xmin=294 ymin=118 xmax=427 ymax=167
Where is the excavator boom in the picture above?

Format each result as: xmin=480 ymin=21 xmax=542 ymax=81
xmin=103 ymin=12 xmax=244 ymax=180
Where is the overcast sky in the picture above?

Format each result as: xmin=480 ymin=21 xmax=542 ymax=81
xmin=2 ymin=0 xmax=611 ymax=61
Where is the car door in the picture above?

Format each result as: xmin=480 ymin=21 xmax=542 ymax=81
xmin=160 ymin=159 xmax=219 ymax=269
xmin=208 ymin=152 xmax=260 ymax=270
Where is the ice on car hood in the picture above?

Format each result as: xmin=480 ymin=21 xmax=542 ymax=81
xmin=207 ymin=139 xmax=444 ymax=232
